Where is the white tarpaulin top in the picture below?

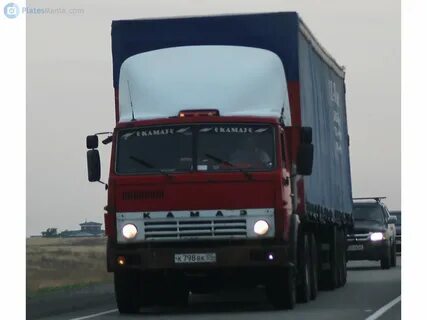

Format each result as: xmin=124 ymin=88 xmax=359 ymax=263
xmin=118 ymin=46 xmax=291 ymax=124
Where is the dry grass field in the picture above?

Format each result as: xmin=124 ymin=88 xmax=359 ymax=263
xmin=26 ymin=237 xmax=112 ymax=295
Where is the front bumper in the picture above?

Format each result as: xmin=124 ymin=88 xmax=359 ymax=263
xmin=346 ymin=238 xmax=388 ymax=261
xmin=107 ymin=241 xmax=290 ymax=272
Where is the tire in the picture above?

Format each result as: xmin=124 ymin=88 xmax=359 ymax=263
xmin=391 ymin=241 xmax=397 ymax=267
xmin=114 ymin=271 xmax=142 ymax=314
xmin=341 ymin=246 xmax=347 ymax=286
xmin=319 ymin=226 xmax=338 ymax=290
xmin=380 ymin=244 xmax=391 ymax=269
xmin=266 ymin=267 xmax=296 ymax=310
xmin=296 ymin=234 xmax=311 ymax=303
xmin=336 ymin=229 xmax=347 ymax=287
xmin=309 ymin=233 xmax=318 ymax=300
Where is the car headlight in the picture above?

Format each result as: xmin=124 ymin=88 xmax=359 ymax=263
xmin=370 ymin=232 xmax=384 ymax=241
xmin=254 ymin=220 xmax=269 ymax=236
xmin=122 ymin=224 xmax=138 ymax=239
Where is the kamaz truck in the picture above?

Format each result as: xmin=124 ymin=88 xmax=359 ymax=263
xmin=86 ymin=12 xmax=353 ymax=313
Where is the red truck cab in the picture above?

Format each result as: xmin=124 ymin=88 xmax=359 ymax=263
xmin=87 ymin=111 xmax=312 ymax=312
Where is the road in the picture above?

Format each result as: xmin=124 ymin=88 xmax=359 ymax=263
xmin=31 ymin=257 xmax=401 ymax=320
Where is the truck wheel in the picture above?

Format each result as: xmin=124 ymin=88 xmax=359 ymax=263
xmin=309 ymin=233 xmax=318 ymax=300
xmin=297 ymin=234 xmax=312 ymax=303
xmin=380 ymin=244 xmax=391 ymax=269
xmin=391 ymin=241 xmax=397 ymax=267
xmin=341 ymin=246 xmax=347 ymax=286
xmin=336 ymin=229 xmax=347 ymax=287
xmin=266 ymin=267 xmax=296 ymax=310
xmin=114 ymin=271 xmax=141 ymax=314
xmin=319 ymin=226 xmax=338 ymax=290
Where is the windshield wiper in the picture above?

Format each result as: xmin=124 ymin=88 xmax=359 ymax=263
xmin=204 ymin=153 xmax=252 ymax=180
xmin=129 ymin=156 xmax=171 ymax=177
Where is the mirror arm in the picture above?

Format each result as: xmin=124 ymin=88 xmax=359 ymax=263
xmin=102 ymin=136 xmax=113 ymax=145
xmin=98 ymin=180 xmax=108 ymax=190
xmin=94 ymin=131 xmax=113 ymax=136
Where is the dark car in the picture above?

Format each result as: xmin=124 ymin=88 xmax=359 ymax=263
xmin=390 ymin=210 xmax=401 ymax=253
xmin=347 ymin=198 xmax=397 ymax=269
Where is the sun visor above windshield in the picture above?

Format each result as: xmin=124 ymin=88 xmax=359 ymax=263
xmin=118 ymin=46 xmax=291 ymax=124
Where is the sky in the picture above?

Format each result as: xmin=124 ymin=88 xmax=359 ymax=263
xmin=26 ymin=0 xmax=400 ymax=236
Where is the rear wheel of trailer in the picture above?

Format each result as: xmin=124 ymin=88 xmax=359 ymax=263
xmin=309 ymin=233 xmax=319 ymax=299
xmin=319 ymin=226 xmax=339 ymax=290
xmin=297 ymin=233 xmax=312 ymax=303
xmin=336 ymin=229 xmax=347 ymax=287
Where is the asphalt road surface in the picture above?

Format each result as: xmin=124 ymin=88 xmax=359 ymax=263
xmin=31 ymin=257 xmax=401 ymax=320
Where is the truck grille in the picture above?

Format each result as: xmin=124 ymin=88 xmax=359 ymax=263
xmin=144 ymin=218 xmax=247 ymax=240
xmin=116 ymin=208 xmax=275 ymax=243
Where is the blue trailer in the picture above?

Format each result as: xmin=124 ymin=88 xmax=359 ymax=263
xmin=111 ymin=12 xmax=352 ymax=224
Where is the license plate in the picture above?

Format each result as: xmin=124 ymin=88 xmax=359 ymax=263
xmin=347 ymin=244 xmax=364 ymax=251
xmin=174 ymin=253 xmax=216 ymax=264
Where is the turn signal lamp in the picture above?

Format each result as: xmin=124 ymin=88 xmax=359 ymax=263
xmin=178 ymin=109 xmax=219 ymax=117
xmin=117 ymin=256 xmax=126 ymax=266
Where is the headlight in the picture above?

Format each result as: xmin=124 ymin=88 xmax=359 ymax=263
xmin=370 ymin=232 xmax=384 ymax=241
xmin=122 ymin=224 xmax=138 ymax=239
xmin=254 ymin=220 xmax=269 ymax=236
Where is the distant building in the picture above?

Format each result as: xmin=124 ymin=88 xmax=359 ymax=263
xmin=42 ymin=221 xmax=104 ymax=238
xmin=41 ymin=228 xmax=58 ymax=237
xmin=79 ymin=221 xmax=103 ymax=235
xmin=60 ymin=230 xmax=98 ymax=238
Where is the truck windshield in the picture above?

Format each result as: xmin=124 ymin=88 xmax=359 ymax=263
xmin=116 ymin=126 xmax=193 ymax=174
xmin=352 ymin=205 xmax=385 ymax=224
xmin=197 ymin=124 xmax=274 ymax=171
xmin=116 ymin=124 xmax=275 ymax=174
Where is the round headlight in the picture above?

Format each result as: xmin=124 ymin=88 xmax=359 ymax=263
xmin=370 ymin=232 xmax=384 ymax=241
xmin=254 ymin=220 xmax=269 ymax=236
xmin=122 ymin=224 xmax=138 ymax=239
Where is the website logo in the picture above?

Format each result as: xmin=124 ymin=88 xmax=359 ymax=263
xmin=4 ymin=2 xmax=19 ymax=19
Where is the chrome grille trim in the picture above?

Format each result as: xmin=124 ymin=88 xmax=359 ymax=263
xmin=144 ymin=217 xmax=247 ymax=240
xmin=116 ymin=208 xmax=275 ymax=243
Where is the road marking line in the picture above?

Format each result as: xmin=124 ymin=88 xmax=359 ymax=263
xmin=69 ymin=308 xmax=118 ymax=320
xmin=365 ymin=295 xmax=401 ymax=320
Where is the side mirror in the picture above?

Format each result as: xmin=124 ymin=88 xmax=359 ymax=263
xmin=87 ymin=150 xmax=101 ymax=182
xmin=86 ymin=135 xmax=99 ymax=149
xmin=297 ymin=143 xmax=314 ymax=175
xmin=300 ymin=127 xmax=312 ymax=144
xmin=388 ymin=216 xmax=397 ymax=224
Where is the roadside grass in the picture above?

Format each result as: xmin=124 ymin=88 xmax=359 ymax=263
xmin=26 ymin=237 xmax=112 ymax=296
